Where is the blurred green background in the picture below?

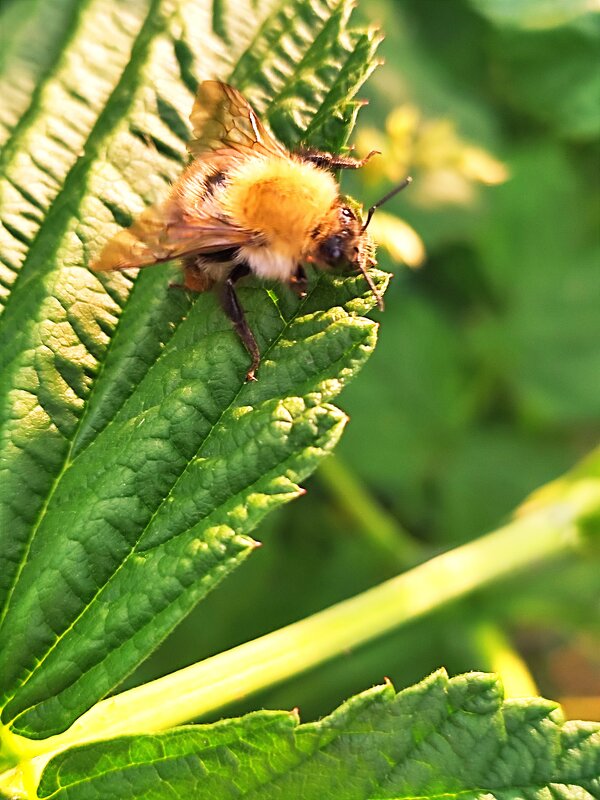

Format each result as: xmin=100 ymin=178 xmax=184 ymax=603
xmin=129 ymin=0 xmax=600 ymax=720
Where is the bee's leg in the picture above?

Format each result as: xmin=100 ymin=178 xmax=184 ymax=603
xmin=298 ymin=148 xmax=380 ymax=170
xmin=289 ymin=263 xmax=308 ymax=298
xmin=221 ymin=262 xmax=260 ymax=382
xmin=354 ymin=262 xmax=385 ymax=312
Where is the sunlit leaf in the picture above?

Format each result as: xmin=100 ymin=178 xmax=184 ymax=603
xmin=0 ymin=0 xmax=382 ymax=739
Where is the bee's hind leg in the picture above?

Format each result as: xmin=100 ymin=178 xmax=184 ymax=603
xmin=221 ymin=262 xmax=261 ymax=382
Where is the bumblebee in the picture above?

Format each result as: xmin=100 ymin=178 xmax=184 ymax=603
xmin=92 ymin=81 xmax=410 ymax=379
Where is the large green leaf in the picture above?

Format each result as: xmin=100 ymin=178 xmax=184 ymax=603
xmin=37 ymin=670 xmax=600 ymax=799
xmin=0 ymin=0 xmax=382 ymax=739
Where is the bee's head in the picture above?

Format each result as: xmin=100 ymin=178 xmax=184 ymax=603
xmin=308 ymin=178 xmax=412 ymax=311
xmin=314 ymin=203 xmax=362 ymax=264
xmin=310 ymin=200 xmax=381 ymax=307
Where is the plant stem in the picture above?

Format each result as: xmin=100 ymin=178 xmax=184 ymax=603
xmin=124 ymin=491 xmax=576 ymax=729
xmin=319 ymin=456 xmax=539 ymax=693
xmin=318 ymin=454 xmax=420 ymax=567
xmin=469 ymin=620 xmax=538 ymax=698
xmin=4 ymin=474 xmax=596 ymax=795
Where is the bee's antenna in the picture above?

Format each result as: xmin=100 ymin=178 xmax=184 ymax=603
xmin=362 ymin=176 xmax=412 ymax=231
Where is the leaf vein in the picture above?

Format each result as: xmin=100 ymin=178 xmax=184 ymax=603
xmin=6 ymin=280 xmax=321 ymax=702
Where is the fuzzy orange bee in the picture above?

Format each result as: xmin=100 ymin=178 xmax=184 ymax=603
xmin=92 ymin=81 xmax=410 ymax=379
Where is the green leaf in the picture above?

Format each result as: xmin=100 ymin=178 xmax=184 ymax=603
xmin=0 ymin=0 xmax=383 ymax=740
xmin=37 ymin=670 xmax=600 ymax=799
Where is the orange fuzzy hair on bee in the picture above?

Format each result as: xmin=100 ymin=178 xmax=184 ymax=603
xmin=223 ymin=157 xmax=338 ymax=252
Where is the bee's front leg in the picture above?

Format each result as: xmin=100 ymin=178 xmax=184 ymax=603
xmin=298 ymin=148 xmax=380 ymax=171
xmin=289 ymin=263 xmax=308 ymax=298
xmin=221 ymin=262 xmax=261 ymax=382
xmin=353 ymin=260 xmax=385 ymax=312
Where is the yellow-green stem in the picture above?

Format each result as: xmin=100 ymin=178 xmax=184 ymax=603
xmin=469 ymin=620 xmax=538 ymax=698
xmin=318 ymin=454 xmax=421 ymax=567
xmin=320 ymin=457 xmax=538 ymax=692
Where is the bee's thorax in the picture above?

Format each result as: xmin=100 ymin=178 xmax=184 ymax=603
xmin=223 ymin=156 xmax=338 ymax=260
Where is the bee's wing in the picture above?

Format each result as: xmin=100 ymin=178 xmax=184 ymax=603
xmin=91 ymin=197 xmax=256 ymax=273
xmin=92 ymin=82 xmax=281 ymax=275
xmin=188 ymin=81 xmax=287 ymax=159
